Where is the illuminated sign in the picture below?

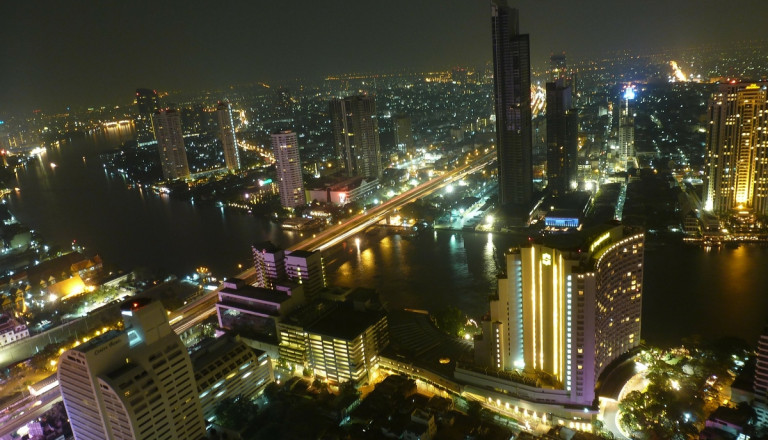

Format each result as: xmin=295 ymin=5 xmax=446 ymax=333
xmin=590 ymin=232 xmax=611 ymax=252
xmin=623 ymin=86 xmax=636 ymax=100
xmin=258 ymin=178 xmax=273 ymax=186
xmin=541 ymin=253 xmax=552 ymax=266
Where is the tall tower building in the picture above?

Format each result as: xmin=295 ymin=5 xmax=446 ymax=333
xmin=491 ymin=0 xmax=533 ymax=208
xmin=546 ymin=80 xmax=579 ymax=196
xmin=135 ymin=88 xmax=160 ymax=143
xmin=57 ymin=298 xmax=205 ymax=440
xmin=152 ymin=109 xmax=190 ymax=180
xmin=475 ymin=225 xmax=644 ymax=406
xmin=271 ymin=130 xmax=306 ymax=209
xmin=393 ymin=115 xmax=415 ymax=156
xmin=705 ymin=83 xmax=768 ymax=215
xmin=216 ymin=101 xmax=240 ymax=171
xmin=330 ymin=95 xmax=382 ymax=179
xmin=618 ymin=86 xmax=636 ymax=171
xmin=550 ymin=53 xmax=567 ymax=82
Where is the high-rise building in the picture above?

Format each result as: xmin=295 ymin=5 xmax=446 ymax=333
xmin=216 ymin=101 xmax=240 ymax=171
xmin=471 ymin=225 xmax=643 ymax=407
xmin=546 ymin=80 xmax=579 ymax=196
xmin=152 ymin=109 xmax=190 ymax=180
xmin=705 ymin=83 xmax=768 ymax=215
xmin=271 ymin=130 xmax=306 ymax=209
xmin=252 ymin=241 xmax=285 ymax=289
xmin=135 ymin=88 xmax=160 ymax=143
xmin=393 ymin=115 xmax=415 ymax=156
xmin=284 ymin=250 xmax=327 ymax=302
xmin=618 ymin=86 xmax=636 ymax=171
xmin=491 ymin=0 xmax=533 ymax=208
xmin=330 ymin=95 xmax=382 ymax=179
xmin=57 ymin=298 xmax=205 ymax=440
xmin=754 ymin=326 xmax=768 ymax=426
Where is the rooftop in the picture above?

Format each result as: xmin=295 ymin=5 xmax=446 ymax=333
xmin=307 ymin=305 xmax=386 ymax=340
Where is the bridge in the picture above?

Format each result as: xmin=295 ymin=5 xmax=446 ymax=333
xmin=0 ymin=148 xmax=496 ymax=438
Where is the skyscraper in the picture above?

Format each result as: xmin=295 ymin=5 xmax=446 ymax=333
xmin=618 ymin=86 xmax=636 ymax=171
xmin=491 ymin=0 xmax=533 ymax=208
xmin=549 ymin=53 xmax=567 ymax=82
xmin=473 ymin=225 xmax=644 ymax=406
xmin=271 ymin=130 xmax=306 ymax=209
xmin=135 ymin=88 xmax=159 ymax=143
xmin=216 ymin=101 xmax=240 ymax=171
xmin=330 ymin=95 xmax=382 ymax=179
xmin=705 ymin=83 xmax=768 ymax=215
xmin=57 ymin=298 xmax=205 ymax=440
xmin=393 ymin=115 xmax=415 ymax=156
xmin=152 ymin=109 xmax=190 ymax=181
xmin=546 ymin=79 xmax=578 ymax=195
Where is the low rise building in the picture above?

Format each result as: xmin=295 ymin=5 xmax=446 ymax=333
xmin=0 ymin=313 xmax=29 ymax=346
xmin=191 ymin=335 xmax=274 ymax=423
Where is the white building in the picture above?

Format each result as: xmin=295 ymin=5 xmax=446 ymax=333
xmin=152 ymin=109 xmax=190 ymax=180
xmin=57 ymin=298 xmax=205 ymax=440
xmin=216 ymin=101 xmax=240 ymax=171
xmin=0 ymin=314 xmax=29 ymax=347
xmin=272 ymin=130 xmax=306 ymax=209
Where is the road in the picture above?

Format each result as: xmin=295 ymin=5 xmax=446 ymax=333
xmin=0 ymin=150 xmax=496 ymax=437
xmin=290 ymin=149 xmax=496 ymax=252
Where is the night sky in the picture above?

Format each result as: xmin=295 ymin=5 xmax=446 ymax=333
xmin=2 ymin=0 xmax=767 ymax=114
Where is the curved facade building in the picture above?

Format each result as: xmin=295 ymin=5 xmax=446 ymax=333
xmin=471 ymin=225 xmax=643 ymax=410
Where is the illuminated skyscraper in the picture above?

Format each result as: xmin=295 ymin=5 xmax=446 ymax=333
xmin=216 ymin=101 xmax=240 ymax=171
xmin=550 ymin=53 xmax=567 ymax=82
xmin=152 ymin=109 xmax=190 ymax=180
xmin=271 ymin=130 xmax=306 ymax=209
xmin=705 ymin=83 xmax=768 ymax=215
xmin=491 ymin=0 xmax=533 ymax=209
xmin=57 ymin=298 xmax=205 ymax=440
xmin=474 ymin=225 xmax=643 ymax=406
xmin=135 ymin=88 xmax=159 ymax=143
xmin=546 ymin=79 xmax=578 ymax=195
xmin=330 ymin=95 xmax=382 ymax=179
xmin=618 ymin=86 xmax=636 ymax=170
xmin=393 ymin=115 xmax=415 ymax=156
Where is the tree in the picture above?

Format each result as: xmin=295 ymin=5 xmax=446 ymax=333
xmin=213 ymin=395 xmax=258 ymax=429
xmin=433 ymin=305 xmax=465 ymax=337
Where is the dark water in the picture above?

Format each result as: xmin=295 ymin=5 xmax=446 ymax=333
xmin=8 ymin=133 xmax=768 ymax=347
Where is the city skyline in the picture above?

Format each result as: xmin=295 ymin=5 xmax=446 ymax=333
xmin=2 ymin=0 xmax=768 ymax=113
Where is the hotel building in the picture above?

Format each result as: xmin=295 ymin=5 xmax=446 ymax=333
xmin=705 ymin=83 xmax=768 ymax=215
xmin=57 ymin=298 xmax=205 ymax=440
xmin=469 ymin=225 xmax=643 ymax=410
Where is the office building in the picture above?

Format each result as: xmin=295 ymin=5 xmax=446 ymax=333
xmin=252 ymin=241 xmax=285 ymax=289
xmin=57 ymin=298 xmax=205 ymax=440
xmin=705 ymin=83 xmax=768 ymax=215
xmin=546 ymin=80 xmax=578 ymax=196
xmin=216 ymin=101 xmax=240 ymax=171
xmin=284 ymin=250 xmax=327 ymax=302
xmin=152 ymin=109 xmax=190 ymax=180
xmin=470 ymin=225 xmax=643 ymax=407
xmin=216 ymin=278 xmax=304 ymax=341
xmin=491 ymin=0 xmax=533 ymax=208
xmin=271 ymin=130 xmax=306 ymax=209
xmin=277 ymin=301 xmax=388 ymax=385
xmin=330 ymin=95 xmax=382 ymax=179
xmin=393 ymin=115 xmax=415 ymax=156
xmin=135 ymin=88 xmax=159 ymax=143
xmin=191 ymin=335 xmax=274 ymax=422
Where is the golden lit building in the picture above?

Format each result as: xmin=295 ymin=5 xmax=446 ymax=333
xmin=705 ymin=83 xmax=768 ymax=215
xmin=472 ymin=225 xmax=643 ymax=406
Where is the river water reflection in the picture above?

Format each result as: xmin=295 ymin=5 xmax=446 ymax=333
xmin=7 ymin=134 xmax=768 ymax=347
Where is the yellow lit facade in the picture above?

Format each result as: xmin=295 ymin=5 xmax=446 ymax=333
xmin=481 ymin=225 xmax=643 ymax=406
xmin=705 ymin=83 xmax=768 ymax=215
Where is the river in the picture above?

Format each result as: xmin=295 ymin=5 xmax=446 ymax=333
xmin=7 ymin=132 xmax=768 ymax=347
